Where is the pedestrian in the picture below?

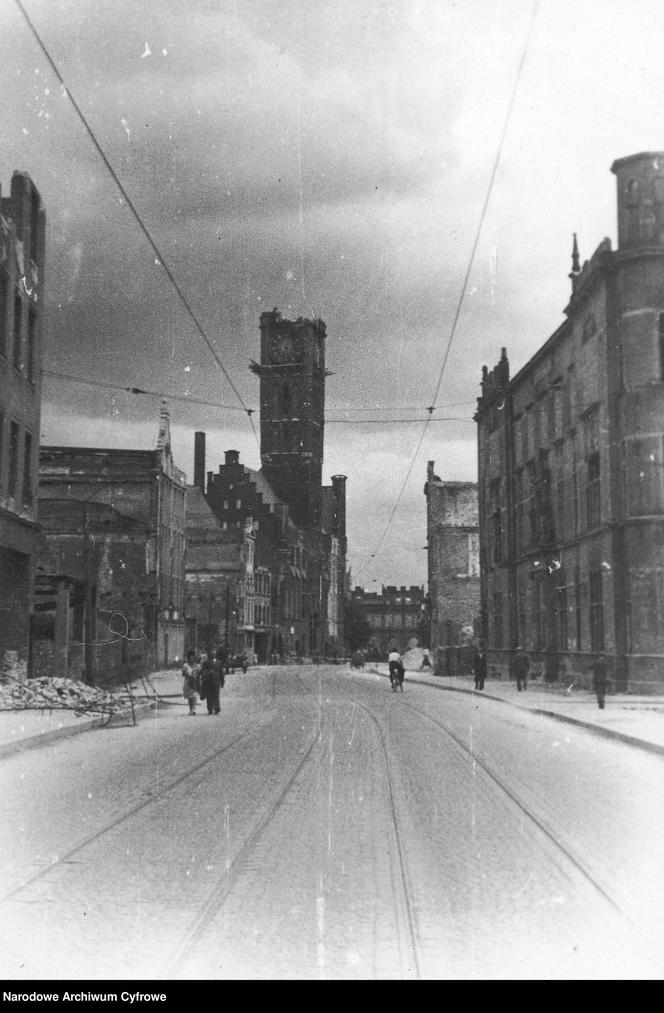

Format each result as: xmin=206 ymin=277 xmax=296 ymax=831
xmin=198 ymin=652 xmax=214 ymax=714
xmin=420 ymin=652 xmax=431 ymax=669
xmin=205 ymin=646 xmax=226 ymax=715
xmin=512 ymin=646 xmax=530 ymax=692
xmin=182 ymin=650 xmax=200 ymax=715
xmin=589 ymin=653 xmax=609 ymax=710
xmin=473 ymin=644 xmax=487 ymax=691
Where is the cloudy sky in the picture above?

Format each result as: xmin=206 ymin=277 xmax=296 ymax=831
xmin=2 ymin=0 xmax=663 ymax=587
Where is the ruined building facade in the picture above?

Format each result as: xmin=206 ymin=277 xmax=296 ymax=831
xmin=424 ymin=463 xmax=480 ymax=673
xmin=351 ymin=584 xmax=428 ymax=657
xmin=36 ymin=405 xmax=186 ymax=681
xmin=0 ymin=171 xmax=45 ymax=672
xmin=476 ymin=152 xmax=664 ymax=692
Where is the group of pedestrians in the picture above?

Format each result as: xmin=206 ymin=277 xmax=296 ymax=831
xmin=182 ymin=648 xmax=226 ymax=716
xmin=471 ymin=644 xmax=608 ymax=709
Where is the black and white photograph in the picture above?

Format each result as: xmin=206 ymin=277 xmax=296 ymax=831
xmin=1 ymin=0 xmax=664 ymax=983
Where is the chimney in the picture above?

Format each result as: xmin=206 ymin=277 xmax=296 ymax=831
xmin=194 ymin=431 xmax=206 ymax=491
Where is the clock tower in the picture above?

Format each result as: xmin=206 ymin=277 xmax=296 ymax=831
xmin=250 ymin=308 xmax=326 ymax=529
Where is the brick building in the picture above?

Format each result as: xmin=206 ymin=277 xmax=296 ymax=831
xmin=424 ymin=462 xmax=480 ymax=673
xmin=476 ymin=152 xmax=664 ymax=692
xmin=0 ymin=171 xmax=45 ymax=672
xmin=36 ymin=404 xmax=186 ymax=681
xmin=187 ymin=309 xmax=347 ymax=662
xmin=183 ymin=478 xmax=246 ymax=659
xmin=351 ymin=584 xmax=428 ymax=656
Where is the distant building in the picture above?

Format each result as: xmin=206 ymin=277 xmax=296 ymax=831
xmin=36 ymin=404 xmax=186 ymax=681
xmin=476 ymin=152 xmax=664 ymax=692
xmin=0 ymin=171 xmax=45 ymax=673
xmin=187 ymin=309 xmax=347 ymax=663
xmin=351 ymin=584 xmax=428 ymax=656
xmin=424 ymin=463 xmax=480 ymax=674
xmin=183 ymin=481 xmax=246 ymax=659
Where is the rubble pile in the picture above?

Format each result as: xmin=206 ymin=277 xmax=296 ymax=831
xmin=0 ymin=676 xmax=134 ymax=714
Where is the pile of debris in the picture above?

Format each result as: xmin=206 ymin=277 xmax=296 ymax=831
xmin=0 ymin=675 xmax=134 ymax=714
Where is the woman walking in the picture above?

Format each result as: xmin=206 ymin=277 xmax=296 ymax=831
xmin=182 ymin=650 xmax=200 ymax=715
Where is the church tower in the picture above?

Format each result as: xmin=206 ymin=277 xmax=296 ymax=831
xmin=250 ymin=308 xmax=326 ymax=529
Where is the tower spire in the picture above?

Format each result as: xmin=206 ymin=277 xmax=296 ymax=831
xmin=570 ymin=232 xmax=580 ymax=275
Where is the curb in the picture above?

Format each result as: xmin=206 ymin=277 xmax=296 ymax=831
xmin=368 ymin=667 xmax=664 ymax=757
xmin=0 ymin=700 xmax=157 ymax=760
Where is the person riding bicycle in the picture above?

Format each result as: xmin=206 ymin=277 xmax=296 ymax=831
xmin=388 ymin=648 xmax=405 ymax=692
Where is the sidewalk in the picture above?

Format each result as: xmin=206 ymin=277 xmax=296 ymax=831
xmin=368 ymin=664 xmax=664 ymax=757
xmin=0 ymin=670 xmax=179 ymax=759
xmin=2 ymin=666 xmax=664 ymax=759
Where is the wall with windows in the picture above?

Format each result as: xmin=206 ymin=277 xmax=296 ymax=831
xmin=424 ymin=464 xmax=480 ymax=654
xmin=476 ymin=152 xmax=664 ymax=691
xmin=0 ymin=172 xmax=45 ymax=667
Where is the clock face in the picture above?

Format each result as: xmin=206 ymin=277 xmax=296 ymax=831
xmin=270 ymin=332 xmax=302 ymax=363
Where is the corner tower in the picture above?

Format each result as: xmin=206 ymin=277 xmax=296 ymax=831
xmin=250 ymin=309 xmax=326 ymax=529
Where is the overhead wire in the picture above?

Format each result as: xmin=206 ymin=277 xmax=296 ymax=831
xmin=356 ymin=0 xmax=541 ymax=582
xmin=41 ymin=368 xmax=476 ymax=421
xmin=14 ymin=0 xmax=259 ymax=448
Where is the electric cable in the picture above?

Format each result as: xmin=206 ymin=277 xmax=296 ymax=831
xmin=356 ymin=0 xmax=541 ymax=582
xmin=14 ymin=0 xmax=258 ymax=447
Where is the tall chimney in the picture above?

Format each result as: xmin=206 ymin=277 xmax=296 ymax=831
xmin=194 ymin=431 xmax=206 ymax=491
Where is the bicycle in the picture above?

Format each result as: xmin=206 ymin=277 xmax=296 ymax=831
xmin=389 ymin=662 xmax=404 ymax=693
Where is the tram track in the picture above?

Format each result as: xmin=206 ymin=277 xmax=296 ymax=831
xmin=0 ymin=729 xmax=255 ymax=904
xmin=379 ymin=684 xmax=631 ymax=924
xmin=304 ymin=671 xmax=422 ymax=978
xmin=166 ymin=725 xmax=322 ymax=978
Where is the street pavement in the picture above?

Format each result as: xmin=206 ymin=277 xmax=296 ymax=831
xmin=1 ymin=662 xmax=664 ymax=758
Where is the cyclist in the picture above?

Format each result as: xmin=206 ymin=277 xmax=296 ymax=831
xmin=388 ymin=647 xmax=405 ymax=692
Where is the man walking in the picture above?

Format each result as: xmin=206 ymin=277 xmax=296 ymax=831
xmin=590 ymin=653 xmax=609 ymax=710
xmin=472 ymin=644 xmax=487 ymax=691
xmin=512 ymin=647 xmax=530 ymax=692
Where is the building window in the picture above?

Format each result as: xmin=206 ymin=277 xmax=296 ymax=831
xmin=0 ymin=270 xmax=7 ymax=358
xmin=625 ymin=438 xmax=664 ymax=515
xmin=8 ymin=420 xmax=20 ymax=497
xmin=30 ymin=186 xmax=40 ymax=261
xmin=468 ymin=533 xmax=480 ymax=576
xmin=490 ymin=478 xmax=502 ymax=563
xmin=515 ymin=469 xmax=524 ymax=552
xmin=556 ymin=586 xmax=568 ymax=651
xmin=22 ymin=430 xmax=33 ymax=505
xmin=13 ymin=291 xmax=22 ymax=369
xmin=548 ymin=388 xmax=557 ymax=442
xmin=582 ymin=314 xmax=597 ymax=343
xmin=281 ymin=384 xmax=291 ymax=414
xmin=563 ymin=365 xmax=575 ymax=430
xmin=575 ymin=567 xmax=583 ymax=650
xmin=586 ymin=452 xmax=601 ymax=529
xmin=556 ymin=475 xmax=565 ymax=542
xmin=518 ymin=584 xmax=527 ymax=647
xmin=589 ymin=570 xmax=604 ymax=652
xmin=236 ymin=499 xmax=241 ymax=509
xmin=27 ymin=309 xmax=36 ymax=382
xmin=492 ymin=593 xmax=504 ymax=649
xmin=626 ymin=178 xmax=641 ymax=207
xmin=534 ymin=577 xmax=546 ymax=652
